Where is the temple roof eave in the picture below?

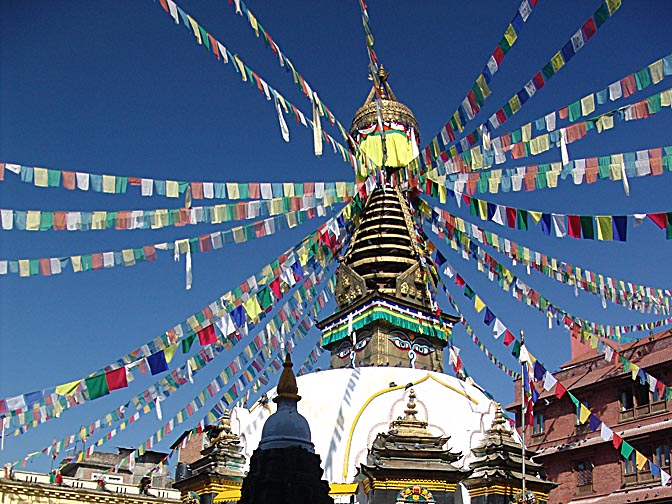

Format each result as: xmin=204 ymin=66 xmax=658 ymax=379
xmin=316 ymin=290 xmax=459 ymax=330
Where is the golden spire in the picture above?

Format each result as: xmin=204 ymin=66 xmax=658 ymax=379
xmin=489 ymin=403 xmax=512 ymax=436
xmin=273 ymin=353 xmax=301 ymax=403
xmin=403 ymin=389 xmax=418 ymax=421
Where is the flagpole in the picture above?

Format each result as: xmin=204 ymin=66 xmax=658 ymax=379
xmin=520 ymin=329 xmax=526 ymax=502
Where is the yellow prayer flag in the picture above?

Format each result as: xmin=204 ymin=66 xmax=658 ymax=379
xmin=34 ymin=167 xmax=49 ymax=187
xmin=579 ymin=403 xmax=591 ymax=424
xmin=282 ymin=182 xmax=294 ymax=197
xmin=232 ymin=226 xmax=245 ymax=243
xmin=596 ymin=216 xmax=613 ymax=241
xmin=546 ymin=170 xmax=560 ymax=188
xmin=92 ymin=211 xmax=107 ymax=230
xmin=551 ymin=51 xmax=565 ymax=72
xmin=606 ymin=0 xmax=622 ymax=15
xmin=243 ymin=297 xmax=262 ymax=320
xmin=478 ymin=199 xmax=488 ymax=220
xmin=631 ymin=364 xmax=640 ymax=381
xmin=589 ymin=335 xmax=598 ymax=349
xmin=121 ymin=249 xmax=135 ymax=266
xmin=187 ymin=15 xmax=202 ymax=44
xmin=226 ymin=183 xmax=240 ymax=200
xmin=164 ymin=344 xmax=178 ymax=363
xmin=596 ymin=114 xmax=614 ymax=133
xmin=56 ymin=380 xmax=81 ymax=396
xmin=635 ymin=451 xmax=648 ymax=470
xmin=233 ymin=55 xmax=247 ymax=81
xmin=521 ymin=123 xmax=532 ymax=142
xmin=580 ymin=94 xmax=595 ymax=116
xmin=166 ymin=180 xmax=179 ymax=198
xmin=528 ymin=211 xmax=543 ymax=224
xmin=26 ymin=211 xmax=41 ymax=231
xmin=102 ymin=174 xmax=115 ymax=193
xmin=508 ymin=94 xmax=521 ymax=114
xmin=504 ymin=24 xmax=518 ymax=46
xmin=247 ymin=11 xmax=259 ymax=37
xmin=336 ymin=182 xmax=346 ymax=198
xmin=71 ymin=256 xmax=83 ymax=272
xmin=660 ymin=89 xmax=672 ymax=107
xmin=439 ymin=184 xmax=447 ymax=204
xmin=649 ymin=60 xmax=664 ymax=84
xmin=471 ymin=146 xmax=483 ymax=170
xmin=474 ymin=296 xmax=486 ymax=313
xmin=476 ymin=74 xmax=491 ymax=99
xmin=488 ymin=175 xmax=501 ymax=194
xmin=452 ymin=111 xmax=463 ymax=132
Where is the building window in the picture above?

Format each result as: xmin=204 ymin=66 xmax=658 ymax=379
xmin=655 ymin=443 xmax=671 ymax=470
xmin=576 ymin=460 xmax=593 ymax=486
xmin=619 ymin=382 xmax=667 ymax=423
xmin=623 ymin=439 xmax=671 ymax=485
xmin=623 ymin=452 xmax=637 ymax=475
xmin=533 ymin=412 xmax=544 ymax=435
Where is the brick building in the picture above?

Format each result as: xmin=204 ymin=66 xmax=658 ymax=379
xmin=60 ymin=448 xmax=171 ymax=489
xmin=508 ymin=329 xmax=672 ymax=503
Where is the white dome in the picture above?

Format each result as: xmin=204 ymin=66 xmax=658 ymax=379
xmin=232 ymin=367 xmax=496 ymax=484
xmin=259 ymin=400 xmax=314 ymax=452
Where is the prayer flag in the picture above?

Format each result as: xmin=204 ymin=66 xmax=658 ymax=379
xmin=105 ymin=368 xmax=128 ymax=391
xmin=85 ymin=374 xmax=109 ymax=400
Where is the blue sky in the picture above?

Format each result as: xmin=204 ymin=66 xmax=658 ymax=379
xmin=1 ymin=0 xmax=671 ymax=473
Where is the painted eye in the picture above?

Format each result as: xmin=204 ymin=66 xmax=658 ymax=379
xmin=336 ymin=342 xmax=352 ymax=358
xmin=354 ymin=336 xmax=370 ymax=351
xmin=412 ymin=345 xmax=432 ymax=356
xmin=389 ymin=336 xmax=411 ymax=350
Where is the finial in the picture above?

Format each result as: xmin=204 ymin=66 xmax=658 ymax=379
xmin=490 ymin=403 xmax=511 ymax=435
xmin=273 ymin=353 xmax=301 ymax=403
xmin=404 ymin=389 xmax=418 ymax=420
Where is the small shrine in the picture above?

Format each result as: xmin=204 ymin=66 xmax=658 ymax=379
xmin=356 ymin=389 xmax=468 ymax=504
xmin=172 ymin=410 xmax=245 ymax=504
xmin=462 ymin=404 xmax=556 ymax=504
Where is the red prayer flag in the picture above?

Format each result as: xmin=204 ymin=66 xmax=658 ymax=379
xmin=555 ymin=381 xmax=567 ymax=399
xmin=39 ymin=258 xmax=51 ymax=276
xmin=159 ymin=0 xmax=169 ymax=13
xmin=582 ymin=17 xmax=597 ymax=40
xmin=62 ymin=171 xmax=76 ymax=190
xmin=648 ymin=213 xmax=667 ymax=229
xmin=532 ymin=72 xmax=545 ymax=90
xmin=568 ymin=215 xmax=582 ymax=238
xmin=493 ymin=46 xmax=505 ymax=64
xmin=105 ymin=367 xmax=128 ymax=391
xmin=455 ymin=274 xmax=466 ymax=287
xmin=198 ymin=325 xmax=217 ymax=346
xmin=612 ymin=432 xmax=623 ymax=450
xmin=503 ymin=330 xmax=515 ymax=347
xmin=506 ymin=207 xmax=517 ymax=228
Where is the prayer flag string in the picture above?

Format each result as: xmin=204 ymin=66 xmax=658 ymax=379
xmin=421 ymin=200 xmax=672 ymax=313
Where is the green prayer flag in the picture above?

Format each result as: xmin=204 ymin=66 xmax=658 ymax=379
xmin=40 ymin=211 xmax=54 ymax=231
xmin=181 ymin=334 xmax=196 ymax=353
xmin=498 ymin=36 xmax=511 ymax=55
xmin=580 ymin=216 xmax=595 ymax=239
xmin=567 ymin=391 xmax=580 ymax=407
xmin=568 ymin=101 xmax=581 ymax=122
xmin=464 ymin=285 xmax=475 ymax=299
xmin=594 ymin=4 xmax=610 ymax=28
xmin=47 ymin=169 xmax=61 ymax=187
xmin=516 ymin=209 xmax=528 ymax=230
xmin=542 ymin=62 xmax=555 ymax=80
xmin=85 ymin=374 xmax=110 ymax=400
xmin=667 ymin=213 xmax=672 ymax=240
xmin=511 ymin=340 xmax=521 ymax=359
xmin=635 ymin=68 xmax=651 ymax=90
xmin=620 ymin=440 xmax=634 ymax=459
xmin=258 ymin=287 xmax=273 ymax=310
xmin=29 ymin=259 xmax=40 ymax=275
